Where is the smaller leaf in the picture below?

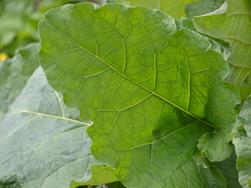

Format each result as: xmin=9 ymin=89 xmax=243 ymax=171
xmin=0 ymin=68 xmax=95 ymax=188
xmin=186 ymin=0 xmax=224 ymax=18
xmin=198 ymin=83 xmax=240 ymax=162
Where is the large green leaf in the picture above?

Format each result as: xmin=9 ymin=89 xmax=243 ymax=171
xmin=0 ymin=67 xmax=95 ymax=188
xmin=40 ymin=3 xmax=237 ymax=187
xmin=109 ymin=0 xmax=197 ymax=17
xmin=193 ymin=0 xmax=251 ymax=100
xmin=233 ymin=96 xmax=251 ymax=188
xmin=0 ymin=43 xmax=39 ymax=121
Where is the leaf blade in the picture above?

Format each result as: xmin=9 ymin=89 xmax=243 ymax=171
xmin=40 ymin=3 xmax=233 ymax=187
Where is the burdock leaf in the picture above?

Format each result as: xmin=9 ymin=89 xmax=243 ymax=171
xmin=40 ymin=3 xmax=237 ymax=187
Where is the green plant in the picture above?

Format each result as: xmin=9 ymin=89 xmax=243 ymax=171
xmin=0 ymin=0 xmax=250 ymax=187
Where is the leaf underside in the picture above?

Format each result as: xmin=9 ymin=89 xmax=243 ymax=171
xmin=0 ymin=68 xmax=94 ymax=188
xmin=0 ymin=43 xmax=39 ymax=121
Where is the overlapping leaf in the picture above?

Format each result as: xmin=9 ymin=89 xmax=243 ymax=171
xmin=193 ymin=0 xmax=251 ymax=100
xmin=197 ymin=83 xmax=240 ymax=162
xmin=186 ymin=0 xmax=224 ymax=18
xmin=39 ymin=3 xmax=239 ymax=187
xmin=0 ymin=68 xmax=95 ymax=188
xmin=191 ymin=0 xmax=251 ymax=164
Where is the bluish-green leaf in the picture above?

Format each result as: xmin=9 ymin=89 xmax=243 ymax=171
xmin=0 ymin=68 xmax=94 ymax=188
xmin=0 ymin=43 xmax=39 ymax=121
xmin=186 ymin=0 xmax=224 ymax=18
xmin=233 ymin=96 xmax=251 ymax=188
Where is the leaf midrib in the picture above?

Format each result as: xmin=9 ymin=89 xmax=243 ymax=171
xmin=18 ymin=110 xmax=90 ymax=125
xmin=0 ymin=110 xmax=90 ymax=145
